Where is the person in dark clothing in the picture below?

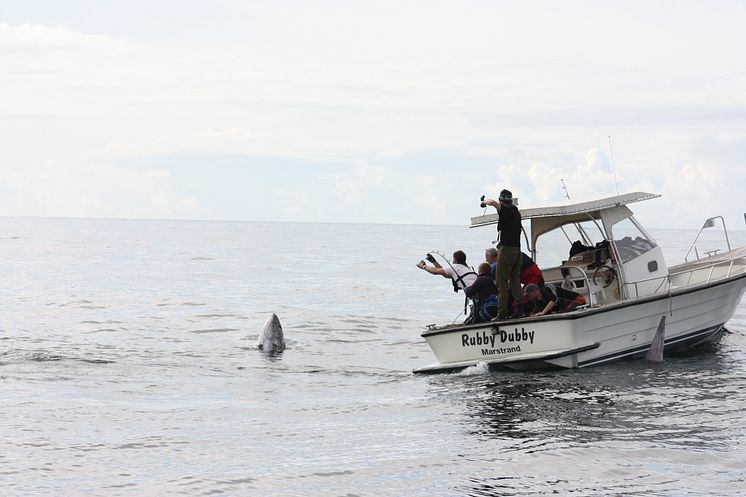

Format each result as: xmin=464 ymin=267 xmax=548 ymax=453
xmin=524 ymin=283 xmax=586 ymax=316
xmin=502 ymin=252 xmax=544 ymax=317
xmin=464 ymin=263 xmax=499 ymax=322
xmin=481 ymin=189 xmax=523 ymax=319
xmin=520 ymin=252 xmax=544 ymax=288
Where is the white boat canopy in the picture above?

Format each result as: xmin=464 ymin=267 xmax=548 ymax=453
xmin=470 ymin=191 xmax=661 ymax=249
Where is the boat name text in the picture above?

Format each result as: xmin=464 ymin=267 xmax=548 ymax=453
xmin=461 ymin=328 xmax=535 ymax=348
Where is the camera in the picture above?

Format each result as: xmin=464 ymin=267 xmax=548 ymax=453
xmin=480 ymin=194 xmax=486 ymax=208
xmin=416 ymin=260 xmax=426 ymax=269
xmin=425 ymin=253 xmax=435 ymax=263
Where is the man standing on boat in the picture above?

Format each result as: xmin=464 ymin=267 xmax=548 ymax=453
xmin=481 ymin=190 xmax=523 ymax=319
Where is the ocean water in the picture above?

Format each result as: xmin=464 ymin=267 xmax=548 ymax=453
xmin=1 ymin=217 xmax=745 ymax=497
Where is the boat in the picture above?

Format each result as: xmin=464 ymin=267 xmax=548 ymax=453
xmin=414 ymin=192 xmax=746 ymax=374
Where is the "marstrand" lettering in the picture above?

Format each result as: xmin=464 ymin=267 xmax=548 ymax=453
xmin=482 ymin=346 xmax=521 ymax=356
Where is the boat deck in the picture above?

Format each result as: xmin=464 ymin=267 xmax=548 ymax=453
xmin=669 ymin=247 xmax=746 ymax=288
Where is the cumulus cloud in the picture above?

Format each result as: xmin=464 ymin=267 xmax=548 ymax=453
xmin=526 ymin=162 xmax=568 ymax=204
xmin=481 ymin=149 xmax=622 ymax=209
xmin=564 ymin=149 xmax=619 ymax=200
xmin=481 ymin=164 xmax=519 ymax=198
xmin=578 ymin=149 xmax=612 ymax=176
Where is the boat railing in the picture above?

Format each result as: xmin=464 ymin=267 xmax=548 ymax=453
xmin=621 ymin=274 xmax=670 ymax=300
xmin=669 ymin=258 xmax=742 ymax=286
xmin=622 ymin=258 xmax=743 ymax=298
xmin=684 ymin=216 xmax=731 ymax=262
xmin=547 ymin=266 xmax=600 ymax=306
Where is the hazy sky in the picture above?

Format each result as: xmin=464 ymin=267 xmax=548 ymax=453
xmin=1 ymin=0 xmax=745 ymax=228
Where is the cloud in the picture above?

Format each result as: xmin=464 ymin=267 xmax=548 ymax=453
xmin=196 ymin=128 xmax=257 ymax=138
xmin=333 ymin=166 xmax=392 ymax=206
xmin=0 ymin=3 xmax=745 ymax=229
xmin=0 ymin=159 xmax=201 ymax=219
xmin=0 ymin=23 xmax=131 ymax=111
xmin=333 ymin=173 xmax=360 ymax=206
xmin=564 ymin=149 xmax=619 ymax=200
xmin=527 ymin=162 xmax=568 ymax=204
xmin=0 ymin=22 xmax=118 ymax=50
xmin=273 ymin=188 xmax=312 ymax=220
xmin=660 ymin=162 xmax=722 ymax=220
xmin=481 ymin=149 xmax=620 ymax=209
xmin=416 ymin=176 xmax=445 ymax=213
xmin=147 ymin=169 xmax=170 ymax=178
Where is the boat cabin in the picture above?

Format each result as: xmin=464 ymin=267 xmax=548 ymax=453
xmin=470 ymin=192 xmax=669 ymax=307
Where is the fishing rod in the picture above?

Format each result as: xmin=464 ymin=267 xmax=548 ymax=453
xmin=608 ymin=135 xmax=620 ymax=196
xmin=426 ymin=250 xmax=457 ymax=274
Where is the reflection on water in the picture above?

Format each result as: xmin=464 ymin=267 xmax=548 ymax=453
xmin=469 ymin=376 xmax=617 ymax=443
xmin=428 ymin=339 xmax=746 ymax=496
xmin=478 ymin=354 xmax=732 ymax=442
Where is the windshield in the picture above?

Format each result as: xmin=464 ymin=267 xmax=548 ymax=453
xmin=612 ymin=217 xmax=657 ymax=263
xmin=533 ymin=220 xmax=606 ymax=267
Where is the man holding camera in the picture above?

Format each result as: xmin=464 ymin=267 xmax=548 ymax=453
xmin=418 ymin=250 xmax=477 ymax=292
xmin=481 ymin=189 xmax=523 ymax=319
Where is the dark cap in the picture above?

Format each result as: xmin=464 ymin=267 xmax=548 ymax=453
xmin=523 ymin=283 xmax=540 ymax=296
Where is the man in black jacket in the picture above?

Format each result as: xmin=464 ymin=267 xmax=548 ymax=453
xmin=481 ymin=189 xmax=523 ymax=319
xmin=524 ymin=283 xmax=586 ymax=316
xmin=464 ymin=263 xmax=499 ymax=322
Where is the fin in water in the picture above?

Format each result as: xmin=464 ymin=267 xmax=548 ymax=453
xmin=256 ymin=313 xmax=286 ymax=353
xmin=645 ymin=315 xmax=666 ymax=363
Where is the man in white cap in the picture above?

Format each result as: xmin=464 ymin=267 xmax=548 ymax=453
xmin=481 ymin=189 xmax=523 ymax=319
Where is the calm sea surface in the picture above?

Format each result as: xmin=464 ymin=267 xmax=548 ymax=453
xmin=2 ymin=218 xmax=745 ymax=497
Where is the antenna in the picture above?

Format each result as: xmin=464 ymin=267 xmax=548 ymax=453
xmin=608 ymin=135 xmax=620 ymax=196
xmin=560 ymin=178 xmax=571 ymax=200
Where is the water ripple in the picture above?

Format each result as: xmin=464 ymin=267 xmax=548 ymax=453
xmin=1 ymin=219 xmax=744 ymax=497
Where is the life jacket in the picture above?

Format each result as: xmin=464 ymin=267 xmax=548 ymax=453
xmin=450 ymin=266 xmax=477 ymax=293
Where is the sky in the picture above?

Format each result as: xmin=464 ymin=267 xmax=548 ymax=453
xmin=1 ymin=0 xmax=745 ymax=229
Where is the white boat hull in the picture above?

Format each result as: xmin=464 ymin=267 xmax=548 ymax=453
xmin=415 ymin=273 xmax=746 ymax=374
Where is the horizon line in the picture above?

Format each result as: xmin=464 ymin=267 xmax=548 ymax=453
xmin=1 ymin=214 xmax=743 ymax=233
